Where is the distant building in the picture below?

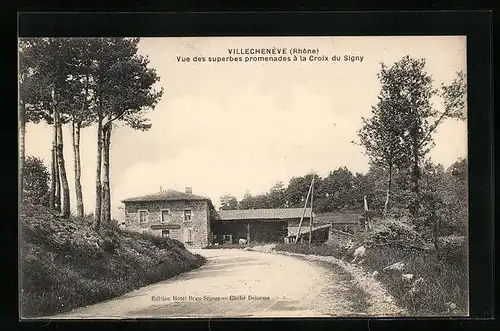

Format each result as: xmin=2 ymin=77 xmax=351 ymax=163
xmin=121 ymin=188 xmax=360 ymax=248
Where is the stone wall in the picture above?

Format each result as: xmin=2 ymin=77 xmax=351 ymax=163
xmin=123 ymin=199 xmax=210 ymax=248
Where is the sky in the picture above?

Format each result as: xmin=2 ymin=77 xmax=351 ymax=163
xmin=23 ymin=36 xmax=467 ymax=221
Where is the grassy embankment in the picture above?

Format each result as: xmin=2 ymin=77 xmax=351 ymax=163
xmin=20 ymin=204 xmax=206 ymax=318
xmin=273 ymin=227 xmax=468 ymax=316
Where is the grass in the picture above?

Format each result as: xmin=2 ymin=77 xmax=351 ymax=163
xmin=203 ymin=242 xmax=274 ymax=249
xmin=274 ymin=241 xmax=468 ymax=316
xmin=20 ymin=204 xmax=206 ymax=318
xmin=274 ymin=242 xmax=349 ymax=259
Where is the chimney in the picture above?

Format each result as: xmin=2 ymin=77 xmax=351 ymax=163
xmin=185 ymin=187 xmax=192 ymax=194
xmin=160 ymin=186 xmax=163 ymax=192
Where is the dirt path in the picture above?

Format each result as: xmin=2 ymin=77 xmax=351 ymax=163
xmin=48 ymin=249 xmax=370 ymax=319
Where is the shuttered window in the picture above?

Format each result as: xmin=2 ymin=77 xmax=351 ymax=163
xmin=138 ymin=210 xmax=148 ymax=223
xmin=161 ymin=209 xmax=170 ymax=223
xmin=184 ymin=209 xmax=192 ymax=221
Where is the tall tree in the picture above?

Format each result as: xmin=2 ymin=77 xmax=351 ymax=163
xmin=374 ymin=56 xmax=439 ymax=219
xmin=89 ymin=38 xmax=163 ymax=230
xmin=358 ymin=97 xmax=406 ymax=215
xmin=19 ymin=39 xmax=52 ymax=203
xmin=51 ymin=87 xmax=71 ymax=218
xmin=57 ymin=39 xmax=96 ymax=217
xmin=19 ymin=38 xmax=72 ymax=214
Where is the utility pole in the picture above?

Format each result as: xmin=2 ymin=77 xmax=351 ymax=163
xmin=295 ymin=175 xmax=314 ymax=244
xmin=309 ymin=174 xmax=315 ymax=245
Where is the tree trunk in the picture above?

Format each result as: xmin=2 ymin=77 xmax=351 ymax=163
xmin=49 ymin=143 xmax=56 ymax=210
xmin=102 ymin=122 xmax=112 ymax=225
xmin=383 ymin=163 xmax=393 ymax=216
xmin=72 ymin=121 xmax=84 ymax=217
xmin=52 ymin=90 xmax=70 ymax=218
xmin=52 ymin=110 xmax=61 ymax=212
xmin=94 ymin=114 xmax=103 ymax=231
xmin=410 ymin=137 xmax=421 ymax=219
xmin=19 ymin=102 xmax=26 ymax=202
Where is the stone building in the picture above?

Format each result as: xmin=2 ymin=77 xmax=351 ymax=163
xmin=121 ymin=188 xmax=360 ymax=248
xmin=121 ymin=188 xmax=214 ymax=248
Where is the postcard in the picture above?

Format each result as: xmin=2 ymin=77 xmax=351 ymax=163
xmin=19 ymin=36 xmax=468 ymax=319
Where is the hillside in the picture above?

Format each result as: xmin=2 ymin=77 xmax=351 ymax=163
xmin=20 ymin=204 xmax=206 ymax=318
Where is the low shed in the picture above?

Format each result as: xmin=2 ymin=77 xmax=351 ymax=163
xmin=210 ymin=208 xmax=312 ymax=245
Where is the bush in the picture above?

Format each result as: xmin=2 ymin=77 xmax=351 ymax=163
xmin=363 ymin=245 xmax=468 ymax=315
xmin=101 ymin=229 xmax=121 ymax=253
xmin=22 ymin=156 xmax=50 ymax=207
xmin=363 ymin=217 xmax=426 ymax=249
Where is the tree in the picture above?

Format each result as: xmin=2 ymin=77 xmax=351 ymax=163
xmin=358 ymin=97 xmax=406 ymax=215
xmin=23 ymin=156 xmax=50 ymax=206
xmin=220 ymin=194 xmax=239 ymax=210
xmin=267 ymin=181 xmax=287 ymax=208
xmin=373 ymin=56 xmax=467 ymax=220
xmin=56 ymin=39 xmax=96 ymax=217
xmin=89 ymin=38 xmax=163 ymax=230
xmin=19 ymin=38 xmax=73 ymax=217
xmin=420 ymin=160 xmax=447 ymax=250
xmin=317 ymin=168 xmax=357 ymax=211
xmin=443 ymin=158 xmax=468 ymax=235
xmin=19 ymin=39 xmax=53 ymax=203
xmin=285 ymin=175 xmax=314 ymax=208
xmin=238 ymin=191 xmax=269 ymax=209
xmin=441 ymin=71 xmax=467 ymax=120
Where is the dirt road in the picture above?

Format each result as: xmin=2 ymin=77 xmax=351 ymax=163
xmin=52 ymin=249 xmax=368 ymax=319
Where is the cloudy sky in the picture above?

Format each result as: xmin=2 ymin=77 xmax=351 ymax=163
xmin=24 ymin=36 xmax=467 ymax=220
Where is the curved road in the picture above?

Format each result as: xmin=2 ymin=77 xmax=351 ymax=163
xmin=53 ymin=249 xmax=366 ymax=319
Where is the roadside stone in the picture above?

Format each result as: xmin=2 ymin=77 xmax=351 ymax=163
xmin=383 ymin=261 xmax=405 ymax=272
xmin=402 ymin=273 xmax=414 ymax=282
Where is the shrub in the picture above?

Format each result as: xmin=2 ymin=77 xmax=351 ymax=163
xmin=22 ymin=156 xmax=50 ymax=207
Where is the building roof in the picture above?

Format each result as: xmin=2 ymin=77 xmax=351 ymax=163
xmin=287 ymin=224 xmax=332 ymax=237
xmin=314 ymin=212 xmax=361 ymax=224
xmin=122 ymin=189 xmax=209 ymax=203
xmin=213 ymin=208 xmax=313 ymax=221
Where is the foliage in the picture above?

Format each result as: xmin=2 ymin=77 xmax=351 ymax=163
xmin=441 ymin=71 xmax=467 ymax=120
xmin=361 ymin=216 xmax=425 ymax=248
xmin=22 ymin=156 xmax=50 ymax=206
xmin=20 ymin=204 xmax=206 ymax=317
xmin=219 ymin=194 xmax=239 ymax=210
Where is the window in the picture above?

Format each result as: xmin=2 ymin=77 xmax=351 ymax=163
xmin=138 ymin=210 xmax=148 ymax=223
xmin=161 ymin=209 xmax=170 ymax=223
xmin=162 ymin=230 xmax=170 ymax=238
xmin=184 ymin=209 xmax=192 ymax=221
xmin=184 ymin=228 xmax=193 ymax=243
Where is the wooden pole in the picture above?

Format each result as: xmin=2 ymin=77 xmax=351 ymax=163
xmin=364 ymin=195 xmax=370 ymax=231
xmin=245 ymin=223 xmax=252 ymax=244
xmin=295 ymin=175 xmax=314 ymax=244
xmin=309 ymin=175 xmax=315 ymax=245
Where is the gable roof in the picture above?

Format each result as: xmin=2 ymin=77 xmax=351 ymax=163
xmin=122 ymin=189 xmax=209 ymax=203
xmin=314 ymin=212 xmax=361 ymax=224
xmin=214 ymin=208 xmax=313 ymax=221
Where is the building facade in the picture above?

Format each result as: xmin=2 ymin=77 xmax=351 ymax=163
xmin=122 ymin=188 xmax=360 ymax=248
xmin=122 ymin=188 xmax=212 ymax=248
